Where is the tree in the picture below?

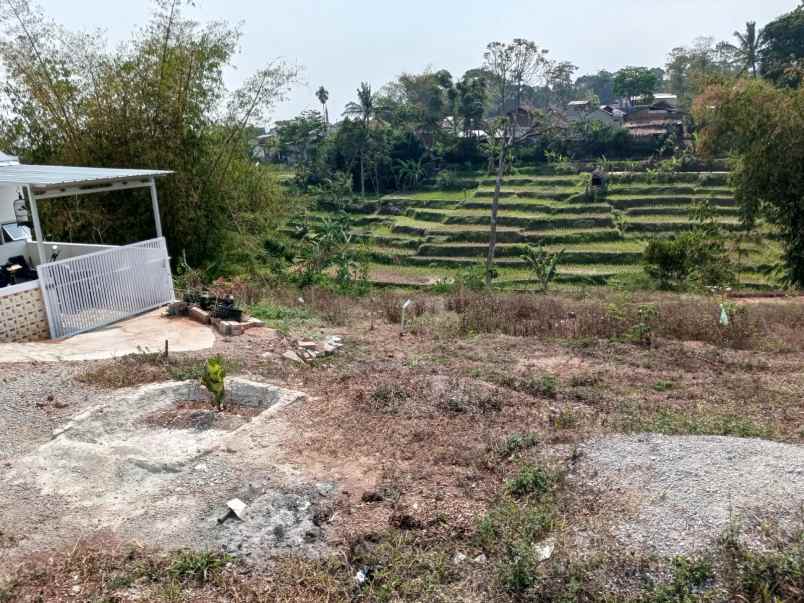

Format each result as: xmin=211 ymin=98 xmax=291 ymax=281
xmin=613 ymin=66 xmax=659 ymax=104
xmin=727 ymin=21 xmax=765 ymax=77
xmin=456 ymin=73 xmax=487 ymax=136
xmin=343 ymin=82 xmax=376 ymax=196
xmin=482 ymin=39 xmax=550 ymax=286
xmin=694 ymin=79 xmax=804 ymax=287
xmin=665 ymin=38 xmax=737 ymax=107
xmin=575 ymin=70 xmax=616 ymax=105
xmin=0 ymin=0 xmax=298 ymax=269
xmin=760 ymin=5 xmax=804 ymax=87
xmin=316 ymin=85 xmax=329 ymax=126
xmin=520 ymin=245 xmax=564 ymax=292
xmin=546 ymin=61 xmax=578 ymax=106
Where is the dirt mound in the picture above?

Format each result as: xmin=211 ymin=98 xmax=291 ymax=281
xmin=571 ymin=434 xmax=804 ymax=556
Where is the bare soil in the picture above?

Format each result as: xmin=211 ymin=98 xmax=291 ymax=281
xmin=1 ymin=291 xmax=803 ymax=601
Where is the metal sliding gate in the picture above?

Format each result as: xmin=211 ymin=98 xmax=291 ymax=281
xmin=37 ymin=237 xmax=175 ymax=339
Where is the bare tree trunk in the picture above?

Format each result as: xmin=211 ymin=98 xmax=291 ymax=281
xmin=360 ymin=152 xmax=366 ymax=197
xmin=485 ymin=136 xmax=507 ymax=287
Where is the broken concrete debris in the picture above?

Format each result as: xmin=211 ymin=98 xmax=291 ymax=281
xmin=281 ymin=335 xmax=344 ymax=364
xmin=227 ymin=498 xmax=248 ymax=520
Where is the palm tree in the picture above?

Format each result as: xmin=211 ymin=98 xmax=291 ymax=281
xmin=316 ymin=85 xmax=329 ymax=127
xmin=730 ymin=21 xmax=765 ymax=77
xmin=343 ymin=82 xmax=375 ymax=196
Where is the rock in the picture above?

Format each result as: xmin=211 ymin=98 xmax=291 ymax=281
xmin=282 ymin=350 xmax=304 ymax=364
xmin=227 ymin=498 xmax=248 ymax=520
xmin=473 ymin=553 xmax=487 ymax=564
xmin=297 ymin=341 xmax=317 ymax=349
xmin=189 ymin=307 xmax=211 ymax=325
xmin=453 ymin=552 xmax=467 ymax=565
xmin=534 ymin=537 xmax=555 ymax=562
xmin=316 ymin=482 xmax=336 ymax=497
xmin=361 ymin=490 xmax=384 ymax=503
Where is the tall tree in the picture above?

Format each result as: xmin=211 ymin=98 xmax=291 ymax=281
xmin=613 ymin=66 xmax=659 ymax=104
xmin=482 ymin=39 xmax=549 ymax=286
xmin=721 ymin=22 xmax=765 ymax=77
xmin=694 ymin=79 xmax=804 ymax=287
xmin=343 ymin=82 xmax=375 ymax=196
xmin=575 ymin=70 xmax=615 ymax=105
xmin=760 ymin=5 xmax=804 ymax=87
xmin=316 ymin=85 xmax=329 ymax=126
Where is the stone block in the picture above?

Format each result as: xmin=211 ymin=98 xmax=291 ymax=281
xmin=189 ymin=307 xmax=211 ymax=325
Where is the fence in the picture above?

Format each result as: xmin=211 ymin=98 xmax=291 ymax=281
xmin=37 ymin=237 xmax=175 ymax=338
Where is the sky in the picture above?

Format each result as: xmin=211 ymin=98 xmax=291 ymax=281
xmin=37 ymin=0 xmax=800 ymax=125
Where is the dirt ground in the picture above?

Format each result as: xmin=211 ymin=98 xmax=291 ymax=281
xmin=1 ymin=293 xmax=803 ymax=601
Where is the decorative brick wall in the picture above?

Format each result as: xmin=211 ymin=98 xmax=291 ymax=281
xmin=0 ymin=284 xmax=50 ymax=343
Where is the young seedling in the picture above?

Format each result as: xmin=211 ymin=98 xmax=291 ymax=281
xmin=202 ymin=357 xmax=226 ymax=411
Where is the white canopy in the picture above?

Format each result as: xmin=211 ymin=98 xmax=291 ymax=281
xmin=0 ymin=164 xmax=171 ymax=193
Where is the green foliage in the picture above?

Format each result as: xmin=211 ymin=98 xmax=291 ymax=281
xmin=167 ymin=550 xmax=231 ymax=583
xmin=456 ymin=262 xmax=490 ymax=290
xmin=520 ymin=244 xmax=565 ymax=292
xmin=494 ymin=433 xmax=539 ymax=457
xmin=201 ymin=357 xmax=226 ymax=411
xmin=760 ymin=6 xmax=804 ymax=87
xmin=613 ymin=66 xmax=660 ymax=100
xmin=650 ymin=557 xmax=714 ymax=603
xmin=642 ymin=202 xmax=736 ymax=291
xmin=505 ymin=465 xmax=554 ymax=499
xmin=294 ymin=213 xmax=368 ymax=291
xmin=0 ymin=1 xmax=298 ymax=268
xmin=695 ymin=78 xmax=804 ymax=286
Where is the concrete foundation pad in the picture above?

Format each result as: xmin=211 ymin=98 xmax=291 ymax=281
xmin=0 ymin=309 xmax=215 ymax=363
xmin=1 ymin=378 xmax=324 ymax=565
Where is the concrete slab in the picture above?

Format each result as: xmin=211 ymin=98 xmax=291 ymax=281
xmin=0 ymin=309 xmax=215 ymax=363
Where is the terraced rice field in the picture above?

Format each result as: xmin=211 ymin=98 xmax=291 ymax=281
xmin=298 ymin=171 xmax=782 ymax=288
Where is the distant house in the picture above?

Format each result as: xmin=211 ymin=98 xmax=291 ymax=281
xmin=623 ymin=100 xmax=685 ymax=140
xmin=566 ymin=100 xmax=622 ymax=126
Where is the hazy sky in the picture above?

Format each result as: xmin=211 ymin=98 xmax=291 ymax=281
xmin=37 ymin=0 xmax=800 ymax=125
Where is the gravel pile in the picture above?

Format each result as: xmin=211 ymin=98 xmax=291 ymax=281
xmin=572 ymin=434 xmax=804 ymax=556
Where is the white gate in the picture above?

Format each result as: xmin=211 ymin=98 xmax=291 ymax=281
xmin=37 ymin=237 xmax=175 ymax=339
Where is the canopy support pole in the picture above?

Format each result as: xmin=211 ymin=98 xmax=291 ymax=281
xmin=149 ymin=177 xmax=163 ymax=238
xmin=25 ymin=185 xmax=45 ymax=266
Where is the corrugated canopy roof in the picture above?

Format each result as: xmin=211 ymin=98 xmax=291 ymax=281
xmin=0 ymin=164 xmax=172 ymax=191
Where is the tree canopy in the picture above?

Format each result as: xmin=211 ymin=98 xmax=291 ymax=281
xmin=760 ymin=5 xmax=804 ymax=87
xmin=694 ymin=79 xmax=804 ymax=286
xmin=613 ymin=66 xmax=660 ymax=101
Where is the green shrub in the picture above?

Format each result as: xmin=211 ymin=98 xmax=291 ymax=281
xmin=506 ymin=465 xmax=554 ymax=499
xmin=494 ymin=433 xmax=539 ymax=457
xmin=520 ymin=245 xmax=565 ymax=293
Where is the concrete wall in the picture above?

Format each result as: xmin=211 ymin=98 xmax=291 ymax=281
xmin=0 ymin=280 xmax=49 ymax=342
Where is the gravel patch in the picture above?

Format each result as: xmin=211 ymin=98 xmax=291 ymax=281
xmin=572 ymin=434 xmax=804 ymax=557
xmin=0 ymin=362 xmax=102 ymax=461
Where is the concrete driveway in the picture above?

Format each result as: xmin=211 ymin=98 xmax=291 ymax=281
xmin=0 ymin=309 xmax=215 ymax=362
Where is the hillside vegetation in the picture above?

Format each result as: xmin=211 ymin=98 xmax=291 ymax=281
xmin=297 ymin=169 xmax=780 ymax=290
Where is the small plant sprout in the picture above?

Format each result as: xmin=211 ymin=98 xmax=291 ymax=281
xmin=202 ymin=357 xmax=226 ymax=411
